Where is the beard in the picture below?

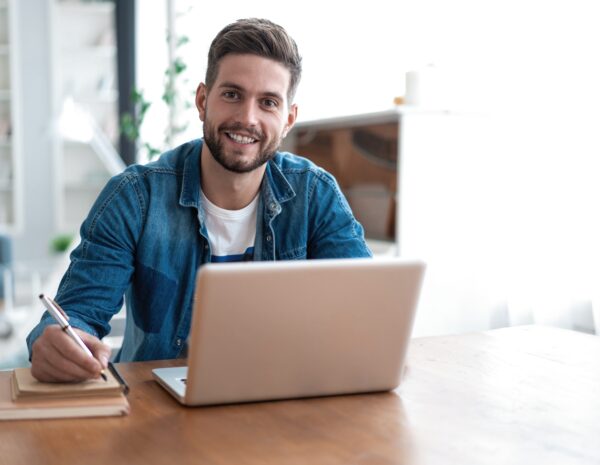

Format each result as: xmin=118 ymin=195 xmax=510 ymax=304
xmin=203 ymin=118 xmax=282 ymax=174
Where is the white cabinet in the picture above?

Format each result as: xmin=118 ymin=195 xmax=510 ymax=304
xmin=0 ymin=0 xmax=21 ymax=233
xmin=50 ymin=0 xmax=123 ymax=233
xmin=283 ymin=107 xmax=485 ymax=260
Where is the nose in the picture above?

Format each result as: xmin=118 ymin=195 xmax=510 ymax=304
xmin=236 ymin=99 xmax=259 ymax=127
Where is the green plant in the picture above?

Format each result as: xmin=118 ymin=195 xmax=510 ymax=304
xmin=120 ymin=33 xmax=191 ymax=160
xmin=120 ymin=90 xmax=161 ymax=159
xmin=50 ymin=234 xmax=75 ymax=254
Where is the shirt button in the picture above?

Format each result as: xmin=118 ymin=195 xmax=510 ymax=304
xmin=204 ymin=244 xmax=208 ymax=250
xmin=266 ymin=235 xmax=272 ymax=242
xmin=176 ymin=338 xmax=182 ymax=347
xmin=269 ymin=202 xmax=277 ymax=211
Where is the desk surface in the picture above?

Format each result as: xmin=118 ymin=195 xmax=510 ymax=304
xmin=1 ymin=325 xmax=599 ymax=465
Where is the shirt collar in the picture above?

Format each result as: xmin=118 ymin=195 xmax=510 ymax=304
xmin=263 ymin=156 xmax=296 ymax=207
xmin=179 ymin=139 xmax=203 ymax=209
xmin=178 ymin=140 xmax=296 ymax=210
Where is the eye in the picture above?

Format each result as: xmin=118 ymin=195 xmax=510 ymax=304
xmin=222 ymin=91 xmax=239 ymax=101
xmin=262 ymin=98 xmax=279 ymax=109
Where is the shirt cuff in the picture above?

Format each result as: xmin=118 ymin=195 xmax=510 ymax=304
xmin=26 ymin=312 xmax=100 ymax=361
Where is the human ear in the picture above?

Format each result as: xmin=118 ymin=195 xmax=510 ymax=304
xmin=196 ymin=83 xmax=208 ymax=121
xmin=283 ymin=103 xmax=298 ymax=137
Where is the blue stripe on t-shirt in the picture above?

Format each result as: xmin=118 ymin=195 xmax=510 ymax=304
xmin=211 ymin=246 xmax=255 ymax=263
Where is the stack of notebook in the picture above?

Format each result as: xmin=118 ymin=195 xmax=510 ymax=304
xmin=0 ymin=367 xmax=129 ymax=420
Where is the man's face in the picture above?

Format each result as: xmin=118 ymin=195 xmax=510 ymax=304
xmin=196 ymin=54 xmax=297 ymax=174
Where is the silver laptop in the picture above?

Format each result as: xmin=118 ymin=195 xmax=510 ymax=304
xmin=152 ymin=258 xmax=425 ymax=406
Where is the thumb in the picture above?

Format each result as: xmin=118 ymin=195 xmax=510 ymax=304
xmin=91 ymin=341 xmax=112 ymax=369
xmin=77 ymin=330 xmax=111 ymax=369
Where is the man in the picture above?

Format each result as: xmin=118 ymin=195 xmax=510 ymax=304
xmin=27 ymin=18 xmax=371 ymax=382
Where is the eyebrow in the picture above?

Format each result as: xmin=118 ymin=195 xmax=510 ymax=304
xmin=219 ymin=81 xmax=284 ymax=102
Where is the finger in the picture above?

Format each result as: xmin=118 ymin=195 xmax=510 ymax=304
xmin=31 ymin=326 xmax=106 ymax=382
xmin=34 ymin=351 xmax=95 ymax=382
xmin=47 ymin=334 xmax=100 ymax=379
xmin=78 ymin=330 xmax=111 ymax=369
xmin=31 ymin=331 xmax=97 ymax=382
xmin=47 ymin=327 xmax=102 ymax=376
xmin=30 ymin=357 xmax=67 ymax=383
xmin=31 ymin=341 xmax=65 ymax=382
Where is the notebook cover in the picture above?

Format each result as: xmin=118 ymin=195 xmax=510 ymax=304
xmin=12 ymin=367 xmax=122 ymax=399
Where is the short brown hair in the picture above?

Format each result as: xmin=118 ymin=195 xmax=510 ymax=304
xmin=205 ymin=18 xmax=302 ymax=103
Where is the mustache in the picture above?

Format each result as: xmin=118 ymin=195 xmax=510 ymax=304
xmin=219 ymin=123 xmax=263 ymax=141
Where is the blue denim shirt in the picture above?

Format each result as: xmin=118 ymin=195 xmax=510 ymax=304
xmin=27 ymin=139 xmax=372 ymax=361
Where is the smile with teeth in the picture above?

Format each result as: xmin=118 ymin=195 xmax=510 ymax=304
xmin=225 ymin=132 xmax=258 ymax=144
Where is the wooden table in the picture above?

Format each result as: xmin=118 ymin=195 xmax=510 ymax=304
xmin=1 ymin=325 xmax=598 ymax=465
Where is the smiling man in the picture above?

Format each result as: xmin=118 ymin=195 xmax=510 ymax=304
xmin=27 ymin=18 xmax=372 ymax=382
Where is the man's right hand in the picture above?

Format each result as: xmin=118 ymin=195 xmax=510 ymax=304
xmin=30 ymin=325 xmax=111 ymax=383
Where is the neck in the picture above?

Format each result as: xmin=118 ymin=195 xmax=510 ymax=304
xmin=200 ymin=145 xmax=266 ymax=210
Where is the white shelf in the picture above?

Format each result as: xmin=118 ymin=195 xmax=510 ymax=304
xmin=56 ymin=2 xmax=115 ymax=50
xmin=52 ymin=0 xmax=121 ymax=233
xmin=0 ymin=0 xmax=21 ymax=233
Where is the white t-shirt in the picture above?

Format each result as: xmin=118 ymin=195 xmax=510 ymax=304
xmin=201 ymin=190 xmax=259 ymax=263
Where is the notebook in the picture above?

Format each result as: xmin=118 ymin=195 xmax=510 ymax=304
xmin=11 ymin=367 xmax=123 ymax=399
xmin=153 ymin=257 xmax=425 ymax=406
xmin=0 ymin=367 xmax=130 ymax=420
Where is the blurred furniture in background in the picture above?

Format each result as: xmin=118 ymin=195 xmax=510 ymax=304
xmin=284 ymin=110 xmax=399 ymax=254
xmin=0 ymin=0 xmax=23 ymax=234
xmin=0 ymin=233 xmax=12 ymax=302
xmin=51 ymin=0 xmax=124 ymax=232
xmin=0 ymin=233 xmax=13 ymax=339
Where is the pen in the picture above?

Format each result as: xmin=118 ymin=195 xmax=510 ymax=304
xmin=39 ymin=294 xmax=107 ymax=382
xmin=108 ymin=362 xmax=129 ymax=395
